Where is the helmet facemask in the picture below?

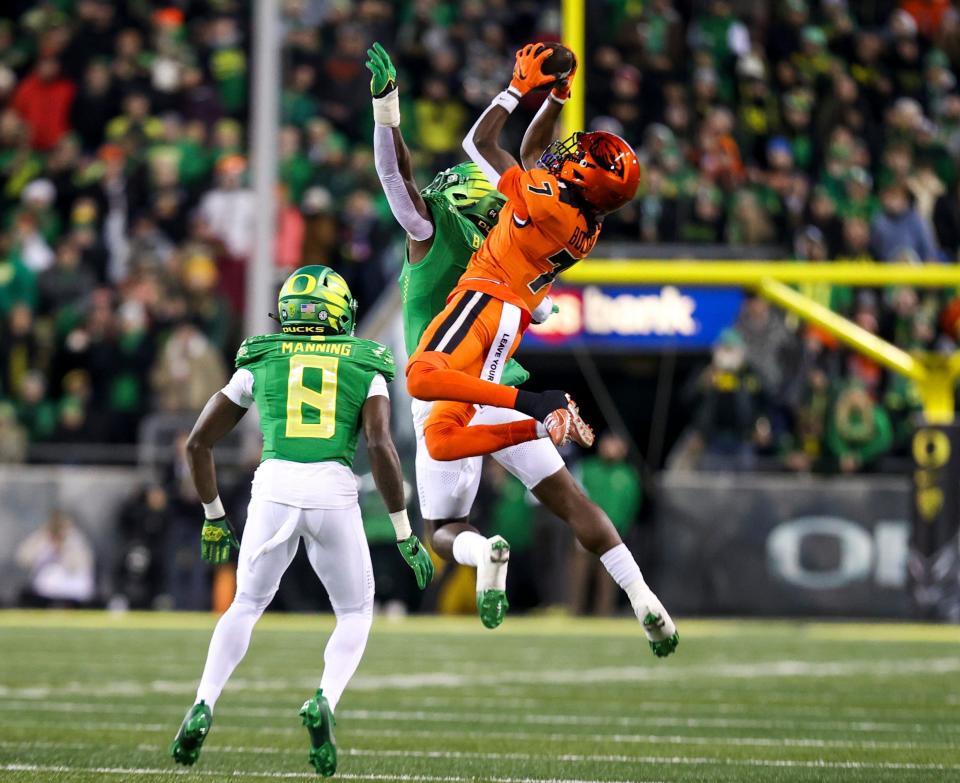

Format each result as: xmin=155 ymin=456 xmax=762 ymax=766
xmin=538 ymin=132 xmax=584 ymax=176
xmin=540 ymin=131 xmax=640 ymax=215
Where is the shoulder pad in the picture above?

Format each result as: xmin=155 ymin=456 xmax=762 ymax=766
xmin=349 ymin=338 xmax=397 ymax=383
xmin=235 ymin=334 xmax=281 ymax=367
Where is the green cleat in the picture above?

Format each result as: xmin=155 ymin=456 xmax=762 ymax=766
xmin=300 ymin=688 xmax=337 ymax=776
xmin=630 ymin=584 xmax=679 ymax=659
xmin=477 ymin=589 xmax=510 ymax=629
xmin=476 ymin=535 xmax=510 ymax=629
xmin=170 ymin=701 xmax=212 ymax=766
xmin=644 ymin=612 xmax=680 ymax=658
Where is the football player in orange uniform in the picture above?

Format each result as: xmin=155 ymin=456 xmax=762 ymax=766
xmin=406 ymin=44 xmax=641 ymax=461
xmin=406 ymin=45 xmax=678 ymax=657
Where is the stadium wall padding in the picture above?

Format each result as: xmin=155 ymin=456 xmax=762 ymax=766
xmin=655 ymin=473 xmax=914 ymax=617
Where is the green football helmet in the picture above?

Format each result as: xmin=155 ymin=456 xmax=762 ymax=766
xmin=277 ymin=265 xmax=357 ymax=335
xmin=423 ymin=161 xmax=506 ymax=235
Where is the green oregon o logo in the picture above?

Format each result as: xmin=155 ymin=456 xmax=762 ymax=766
xmin=912 ymin=429 xmax=951 ymax=469
xmin=285 ymin=273 xmax=317 ymax=296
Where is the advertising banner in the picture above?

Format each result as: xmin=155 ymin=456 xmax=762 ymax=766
xmin=654 ymin=473 xmax=913 ymax=617
xmin=525 ymin=285 xmax=744 ymax=350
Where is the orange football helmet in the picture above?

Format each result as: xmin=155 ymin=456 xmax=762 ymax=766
xmin=539 ymin=131 xmax=641 ymax=214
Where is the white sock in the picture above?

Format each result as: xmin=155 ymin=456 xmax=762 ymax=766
xmin=451 ymin=531 xmax=486 ymax=567
xmin=195 ymin=596 xmax=266 ymax=709
xmin=319 ymin=611 xmax=372 ymax=713
xmin=600 ymin=543 xmax=643 ymax=588
xmin=600 ymin=542 xmax=650 ymax=608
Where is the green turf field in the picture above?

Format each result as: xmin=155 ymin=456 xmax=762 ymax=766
xmin=0 ymin=611 xmax=958 ymax=782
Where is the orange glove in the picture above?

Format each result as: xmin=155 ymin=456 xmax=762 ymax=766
xmin=551 ymin=50 xmax=578 ymax=102
xmin=509 ymin=44 xmax=556 ymax=96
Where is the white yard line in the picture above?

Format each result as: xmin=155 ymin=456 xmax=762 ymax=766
xmin=3 ymin=753 xmax=959 ymax=776
xmin=0 ymin=764 xmax=654 ymax=783
xmin=3 ymin=725 xmax=954 ymax=757
xmin=1 ymin=708 xmax=952 ymax=736
xmin=3 ymin=656 xmax=958 ymax=701
xmin=7 ymin=698 xmax=957 ymax=735
xmin=0 ymin=721 xmax=956 ymax=754
xmin=3 ymin=693 xmax=955 ymax=722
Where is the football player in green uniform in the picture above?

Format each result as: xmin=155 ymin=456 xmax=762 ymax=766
xmin=367 ymin=41 xmax=678 ymax=657
xmin=170 ymin=265 xmax=433 ymax=777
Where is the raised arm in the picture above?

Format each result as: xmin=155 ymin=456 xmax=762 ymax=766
xmin=366 ymin=43 xmax=434 ymax=244
xmin=463 ymin=44 xmax=556 ymax=184
xmin=520 ymin=52 xmax=576 ymax=170
xmin=185 ymin=390 xmax=247 ymax=563
xmin=361 ymin=390 xmax=434 ymax=589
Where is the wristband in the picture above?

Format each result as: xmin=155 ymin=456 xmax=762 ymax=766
xmin=548 ymin=92 xmax=567 ymax=105
xmin=372 ymin=89 xmax=401 ymax=127
xmin=389 ymin=509 xmax=413 ymax=541
xmin=493 ymin=89 xmax=520 ymax=113
xmin=202 ymin=496 xmax=226 ymax=520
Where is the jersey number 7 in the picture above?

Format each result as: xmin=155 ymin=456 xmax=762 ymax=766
xmin=528 ymin=250 xmax=577 ymax=295
xmin=286 ymin=354 xmax=338 ymax=439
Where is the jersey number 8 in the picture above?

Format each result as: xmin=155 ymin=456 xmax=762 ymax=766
xmin=285 ymin=354 xmax=338 ymax=439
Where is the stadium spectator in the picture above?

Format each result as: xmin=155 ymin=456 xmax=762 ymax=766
xmin=825 ymin=381 xmax=894 ymax=473
xmin=15 ymin=509 xmax=96 ymax=607
xmin=113 ymin=483 xmax=171 ymax=610
xmin=569 ymin=433 xmax=642 ymax=616
xmin=670 ymin=329 xmax=766 ymax=472
xmin=150 ymin=320 xmax=226 ymax=413
xmin=11 ymin=57 xmax=76 ymax=152
xmin=870 ymin=182 xmax=941 ymax=261
xmin=933 ymin=178 xmax=960 ymax=260
xmin=0 ymin=400 xmax=27 ymax=463
xmin=197 ymin=154 xmax=255 ymax=261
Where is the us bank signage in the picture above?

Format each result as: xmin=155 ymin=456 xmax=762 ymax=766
xmin=526 ymin=285 xmax=744 ymax=350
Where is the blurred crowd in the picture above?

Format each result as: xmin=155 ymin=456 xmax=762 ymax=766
xmin=614 ymin=0 xmax=960 ymax=474
xmin=0 ymin=0 xmax=959 ymax=476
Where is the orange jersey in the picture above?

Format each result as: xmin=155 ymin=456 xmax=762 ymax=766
xmin=453 ymin=165 xmax=601 ymax=313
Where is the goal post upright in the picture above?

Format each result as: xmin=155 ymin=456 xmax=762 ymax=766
xmin=561 ymin=0 xmax=585 ymax=141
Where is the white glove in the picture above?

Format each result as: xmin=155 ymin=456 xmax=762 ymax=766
xmin=531 ymin=296 xmax=558 ymax=325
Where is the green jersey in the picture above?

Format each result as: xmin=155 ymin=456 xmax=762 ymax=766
xmin=398 ymin=192 xmax=529 ymax=386
xmin=399 ymin=191 xmax=482 ymax=356
xmin=235 ymin=333 xmax=395 ymax=467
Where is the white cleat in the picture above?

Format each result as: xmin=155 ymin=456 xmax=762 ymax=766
xmin=629 ymin=584 xmax=679 ymax=658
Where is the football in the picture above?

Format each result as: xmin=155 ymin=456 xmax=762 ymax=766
xmin=534 ymin=42 xmax=575 ymax=89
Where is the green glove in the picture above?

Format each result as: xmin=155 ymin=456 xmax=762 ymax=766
xmin=502 ymin=358 xmax=530 ymax=388
xmin=397 ymin=534 xmax=434 ymax=590
xmin=365 ymin=41 xmax=397 ymax=98
xmin=201 ymin=517 xmax=239 ymax=564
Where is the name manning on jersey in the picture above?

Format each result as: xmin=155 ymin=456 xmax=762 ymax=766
xmin=280 ymin=341 xmax=353 ymax=356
